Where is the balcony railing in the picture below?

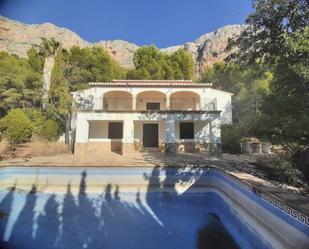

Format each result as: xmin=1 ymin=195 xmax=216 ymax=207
xmin=74 ymin=97 xmax=217 ymax=111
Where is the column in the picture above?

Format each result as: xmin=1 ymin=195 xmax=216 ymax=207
xmin=73 ymin=114 xmax=89 ymax=155
xmin=123 ymin=118 xmax=134 ymax=144
xmin=165 ymin=119 xmax=176 ymax=153
xmin=209 ymin=118 xmax=222 ymax=155
xmin=132 ymin=94 xmax=137 ymax=111
xmin=166 ymin=94 xmax=171 ymax=110
xmin=75 ymin=114 xmax=89 ymax=143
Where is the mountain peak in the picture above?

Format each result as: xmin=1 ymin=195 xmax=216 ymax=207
xmin=0 ymin=16 xmax=244 ymax=74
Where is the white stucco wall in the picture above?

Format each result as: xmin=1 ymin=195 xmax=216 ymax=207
xmin=204 ymin=88 xmax=233 ymax=124
xmin=88 ymin=121 xmax=108 ymax=140
xmin=72 ymin=84 xmax=232 ymax=147
xmin=72 ymin=86 xmax=233 ymax=124
xmin=75 ymin=112 xmax=219 ymax=145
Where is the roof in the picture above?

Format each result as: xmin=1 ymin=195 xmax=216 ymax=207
xmin=89 ymin=79 xmax=212 ymax=88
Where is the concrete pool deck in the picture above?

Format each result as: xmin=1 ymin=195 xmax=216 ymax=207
xmin=0 ymin=150 xmax=309 ymax=217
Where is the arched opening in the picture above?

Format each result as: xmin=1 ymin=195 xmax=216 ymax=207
xmin=170 ymin=91 xmax=200 ymax=110
xmin=136 ymin=91 xmax=166 ymax=111
xmin=103 ymin=91 xmax=133 ymax=111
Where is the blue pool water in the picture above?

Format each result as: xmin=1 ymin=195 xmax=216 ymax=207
xmin=0 ymin=167 xmax=308 ymax=249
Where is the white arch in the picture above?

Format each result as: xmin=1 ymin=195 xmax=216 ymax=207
xmin=136 ymin=91 xmax=167 ymax=110
xmin=170 ymin=91 xmax=201 ymax=110
xmin=103 ymin=91 xmax=133 ymax=111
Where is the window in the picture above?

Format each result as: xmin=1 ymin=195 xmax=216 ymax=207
xmin=146 ymin=102 xmax=160 ymax=110
xmin=108 ymin=122 xmax=123 ymax=139
xmin=179 ymin=122 xmax=194 ymax=139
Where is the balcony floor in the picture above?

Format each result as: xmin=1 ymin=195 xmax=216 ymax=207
xmin=78 ymin=110 xmax=221 ymax=114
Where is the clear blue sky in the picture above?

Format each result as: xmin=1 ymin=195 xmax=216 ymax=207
xmin=0 ymin=0 xmax=252 ymax=48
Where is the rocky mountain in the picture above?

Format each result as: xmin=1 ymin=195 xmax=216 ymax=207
xmin=0 ymin=16 xmax=243 ymax=74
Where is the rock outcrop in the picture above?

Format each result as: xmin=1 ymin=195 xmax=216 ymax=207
xmin=96 ymin=40 xmax=139 ymax=69
xmin=0 ymin=16 xmax=244 ymax=74
xmin=0 ymin=16 xmax=88 ymax=56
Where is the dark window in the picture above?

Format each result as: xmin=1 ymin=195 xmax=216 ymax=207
xmin=180 ymin=123 xmax=194 ymax=139
xmin=108 ymin=122 xmax=123 ymax=139
xmin=146 ymin=102 xmax=160 ymax=110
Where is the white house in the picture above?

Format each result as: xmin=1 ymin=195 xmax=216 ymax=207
xmin=71 ymin=79 xmax=232 ymax=154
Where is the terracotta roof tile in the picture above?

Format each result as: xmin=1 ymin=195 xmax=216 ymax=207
xmin=89 ymin=80 xmax=212 ymax=88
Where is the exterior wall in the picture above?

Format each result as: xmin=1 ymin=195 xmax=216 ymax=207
xmin=73 ymin=86 xmax=233 ymax=124
xmin=74 ymin=112 xmax=221 ymax=154
xmin=72 ymin=84 xmax=232 ymax=154
xmin=204 ymin=88 xmax=232 ymax=124
xmin=88 ymin=121 xmax=108 ymax=140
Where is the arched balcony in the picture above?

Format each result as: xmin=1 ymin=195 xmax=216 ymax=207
xmin=170 ymin=91 xmax=201 ymax=110
xmin=136 ymin=91 xmax=167 ymax=111
xmin=103 ymin=91 xmax=133 ymax=111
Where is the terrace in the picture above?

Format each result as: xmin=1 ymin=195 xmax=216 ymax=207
xmin=74 ymin=91 xmax=218 ymax=112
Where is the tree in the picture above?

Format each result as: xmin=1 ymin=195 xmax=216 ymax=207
xmin=127 ymin=46 xmax=194 ymax=80
xmin=0 ymin=109 xmax=33 ymax=144
xmin=229 ymin=0 xmax=309 ymax=146
xmin=64 ymin=46 xmax=126 ymax=91
xmin=49 ymin=51 xmax=72 ymax=144
xmin=200 ymin=62 xmax=271 ymax=123
xmin=0 ymin=52 xmax=42 ymax=117
xmin=38 ymin=38 xmax=61 ymax=107
xmin=128 ymin=46 xmax=165 ymax=79
xmin=169 ymin=49 xmax=194 ymax=80
xmin=230 ymin=0 xmax=308 ymax=64
xmin=41 ymin=119 xmax=60 ymax=141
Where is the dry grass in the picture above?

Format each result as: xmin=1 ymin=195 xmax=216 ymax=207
xmin=0 ymin=140 xmax=9 ymax=157
xmin=0 ymin=140 xmax=70 ymax=160
xmin=22 ymin=141 xmax=70 ymax=157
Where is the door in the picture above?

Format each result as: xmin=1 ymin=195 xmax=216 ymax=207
xmin=143 ymin=124 xmax=158 ymax=147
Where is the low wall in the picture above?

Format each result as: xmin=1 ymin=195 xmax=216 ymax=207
xmin=176 ymin=142 xmax=221 ymax=155
xmin=75 ymin=142 xmax=135 ymax=156
xmin=75 ymin=142 xmax=222 ymax=155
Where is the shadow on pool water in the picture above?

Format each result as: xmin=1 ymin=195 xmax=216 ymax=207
xmin=0 ymin=166 xmax=241 ymax=249
xmin=197 ymin=214 xmax=239 ymax=249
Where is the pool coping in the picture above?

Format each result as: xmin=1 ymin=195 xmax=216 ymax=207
xmin=0 ymin=165 xmax=308 ymax=228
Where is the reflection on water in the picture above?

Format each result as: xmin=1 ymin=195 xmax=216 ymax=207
xmin=0 ymin=168 xmax=262 ymax=249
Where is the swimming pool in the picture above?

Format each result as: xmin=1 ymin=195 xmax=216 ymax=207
xmin=0 ymin=167 xmax=308 ymax=249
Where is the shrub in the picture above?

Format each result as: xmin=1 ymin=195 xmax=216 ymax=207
xmin=292 ymin=148 xmax=309 ymax=184
xmin=23 ymin=108 xmax=46 ymax=135
xmin=221 ymin=125 xmax=242 ymax=153
xmin=0 ymin=109 xmax=33 ymax=144
xmin=41 ymin=119 xmax=60 ymax=141
xmin=256 ymin=156 xmax=304 ymax=187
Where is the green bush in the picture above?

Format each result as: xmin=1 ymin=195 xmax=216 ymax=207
xmin=256 ymin=156 xmax=304 ymax=187
xmin=221 ymin=125 xmax=242 ymax=153
xmin=0 ymin=109 xmax=33 ymax=144
xmin=41 ymin=119 xmax=60 ymax=141
xmin=292 ymin=148 xmax=309 ymax=184
xmin=23 ymin=108 xmax=46 ymax=135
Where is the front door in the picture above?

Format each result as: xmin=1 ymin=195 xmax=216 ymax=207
xmin=143 ymin=124 xmax=158 ymax=147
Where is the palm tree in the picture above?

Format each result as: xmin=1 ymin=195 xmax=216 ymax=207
xmin=39 ymin=38 xmax=61 ymax=107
